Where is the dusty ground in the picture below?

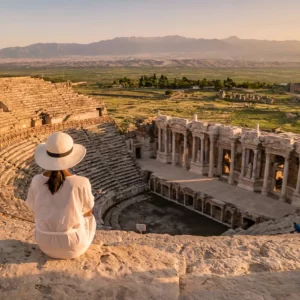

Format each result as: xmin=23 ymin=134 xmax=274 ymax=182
xmin=119 ymin=194 xmax=228 ymax=236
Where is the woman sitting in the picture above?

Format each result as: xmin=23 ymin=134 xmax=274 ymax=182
xmin=26 ymin=132 xmax=96 ymax=259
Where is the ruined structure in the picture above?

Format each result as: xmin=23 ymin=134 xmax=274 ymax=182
xmin=289 ymin=82 xmax=300 ymax=93
xmin=155 ymin=115 xmax=300 ymax=205
xmin=219 ymin=89 xmax=275 ymax=104
xmin=124 ymin=114 xmax=298 ymax=228
xmin=0 ymin=77 xmax=107 ymax=133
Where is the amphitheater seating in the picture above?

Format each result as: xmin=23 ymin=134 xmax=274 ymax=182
xmin=0 ymin=121 xmax=144 ymax=221
xmin=0 ymin=77 xmax=103 ymax=122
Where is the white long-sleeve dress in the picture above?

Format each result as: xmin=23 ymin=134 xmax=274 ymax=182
xmin=26 ymin=174 xmax=96 ymax=259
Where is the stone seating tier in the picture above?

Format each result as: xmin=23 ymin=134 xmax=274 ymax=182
xmin=0 ymin=77 xmax=103 ymax=123
xmin=0 ymin=119 xmax=144 ymax=222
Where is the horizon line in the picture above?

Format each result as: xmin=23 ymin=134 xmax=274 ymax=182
xmin=2 ymin=35 xmax=300 ymax=50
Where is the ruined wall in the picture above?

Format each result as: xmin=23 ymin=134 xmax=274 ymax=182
xmin=154 ymin=115 xmax=300 ymax=207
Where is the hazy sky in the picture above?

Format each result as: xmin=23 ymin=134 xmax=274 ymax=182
xmin=1 ymin=0 xmax=300 ymax=48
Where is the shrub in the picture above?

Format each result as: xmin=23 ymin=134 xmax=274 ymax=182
xmin=165 ymin=90 xmax=174 ymax=96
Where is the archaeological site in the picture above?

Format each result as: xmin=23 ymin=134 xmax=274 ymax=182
xmin=1 ymin=77 xmax=300 ymax=299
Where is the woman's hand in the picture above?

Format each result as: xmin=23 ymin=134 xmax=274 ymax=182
xmin=83 ymin=209 xmax=92 ymax=217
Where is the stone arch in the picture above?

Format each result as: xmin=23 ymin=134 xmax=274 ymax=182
xmin=178 ymin=190 xmax=184 ymax=204
xmin=185 ymin=194 xmax=194 ymax=207
xmin=150 ymin=178 xmax=154 ymax=191
xmin=172 ymin=188 xmax=177 ymax=200
xmin=194 ymin=197 xmax=203 ymax=212
xmin=212 ymin=205 xmax=222 ymax=220
xmin=224 ymin=210 xmax=233 ymax=225
xmin=156 ymin=181 xmax=161 ymax=194
xmin=205 ymin=202 xmax=211 ymax=215
xmin=162 ymin=184 xmax=169 ymax=198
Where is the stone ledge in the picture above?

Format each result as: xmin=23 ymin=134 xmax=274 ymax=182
xmin=1 ymin=214 xmax=300 ymax=299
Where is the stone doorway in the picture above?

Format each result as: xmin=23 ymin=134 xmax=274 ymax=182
xmin=222 ymin=150 xmax=231 ymax=175
xmin=135 ymin=147 xmax=141 ymax=159
xmin=273 ymin=155 xmax=284 ymax=193
xmin=185 ymin=194 xmax=194 ymax=207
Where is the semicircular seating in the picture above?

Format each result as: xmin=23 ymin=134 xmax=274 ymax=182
xmin=0 ymin=121 xmax=145 ymax=222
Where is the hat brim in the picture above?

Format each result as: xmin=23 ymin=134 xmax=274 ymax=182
xmin=35 ymin=143 xmax=86 ymax=171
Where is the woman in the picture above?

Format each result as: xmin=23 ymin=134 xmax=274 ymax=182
xmin=26 ymin=132 xmax=96 ymax=259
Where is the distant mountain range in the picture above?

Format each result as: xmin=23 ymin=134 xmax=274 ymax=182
xmin=1 ymin=35 xmax=300 ymax=62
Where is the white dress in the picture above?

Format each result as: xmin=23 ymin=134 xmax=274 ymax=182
xmin=26 ymin=174 xmax=96 ymax=259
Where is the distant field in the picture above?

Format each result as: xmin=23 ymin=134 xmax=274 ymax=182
xmin=74 ymin=85 xmax=300 ymax=134
xmin=1 ymin=65 xmax=300 ymax=133
xmin=1 ymin=66 xmax=300 ymax=84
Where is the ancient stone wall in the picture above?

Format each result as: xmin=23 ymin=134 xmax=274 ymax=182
xmin=155 ymin=115 xmax=300 ymax=207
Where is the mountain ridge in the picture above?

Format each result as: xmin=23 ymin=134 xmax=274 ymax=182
xmin=1 ymin=35 xmax=300 ymax=61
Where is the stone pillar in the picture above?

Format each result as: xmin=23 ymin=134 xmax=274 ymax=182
xmin=208 ymin=136 xmax=216 ymax=178
xmin=294 ymin=157 xmax=300 ymax=196
xmin=192 ymin=135 xmax=196 ymax=162
xmin=228 ymin=142 xmax=236 ymax=185
xmin=217 ymin=147 xmax=223 ymax=175
xmin=204 ymin=138 xmax=209 ymax=163
xmin=251 ymin=149 xmax=259 ymax=180
xmin=168 ymin=130 xmax=172 ymax=153
xmin=172 ymin=131 xmax=176 ymax=166
xmin=246 ymin=149 xmax=250 ymax=166
xmin=200 ymin=137 xmax=204 ymax=165
xmin=256 ymin=150 xmax=262 ymax=179
xmin=158 ymin=127 xmax=161 ymax=152
xmin=280 ymin=156 xmax=290 ymax=201
xmin=183 ymin=134 xmax=187 ymax=168
xmin=201 ymin=199 xmax=204 ymax=212
xmin=164 ymin=129 xmax=168 ymax=154
xmin=262 ymin=152 xmax=271 ymax=196
xmin=240 ymin=147 xmax=246 ymax=178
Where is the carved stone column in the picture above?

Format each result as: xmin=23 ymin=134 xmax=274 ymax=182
xmin=294 ymin=156 xmax=300 ymax=195
xmin=256 ymin=150 xmax=262 ymax=179
xmin=217 ymin=147 xmax=223 ymax=175
xmin=240 ymin=147 xmax=246 ymax=178
xmin=164 ymin=129 xmax=168 ymax=155
xmin=192 ymin=135 xmax=196 ymax=162
xmin=280 ymin=155 xmax=290 ymax=201
xmin=204 ymin=137 xmax=209 ymax=163
xmin=183 ymin=133 xmax=187 ymax=168
xmin=262 ymin=152 xmax=271 ymax=196
xmin=208 ymin=135 xmax=216 ymax=178
xmin=200 ymin=137 xmax=204 ymax=165
xmin=172 ymin=131 xmax=176 ymax=166
xmin=251 ymin=149 xmax=259 ymax=180
xmin=228 ymin=141 xmax=236 ymax=185
xmin=158 ymin=127 xmax=161 ymax=152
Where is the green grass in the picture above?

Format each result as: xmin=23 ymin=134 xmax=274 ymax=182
xmin=73 ymin=85 xmax=300 ymax=133
xmin=1 ymin=65 xmax=300 ymax=133
xmin=1 ymin=66 xmax=300 ymax=84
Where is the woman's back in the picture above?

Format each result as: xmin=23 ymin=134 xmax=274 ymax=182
xmin=26 ymin=174 xmax=94 ymax=233
xmin=25 ymin=132 xmax=96 ymax=259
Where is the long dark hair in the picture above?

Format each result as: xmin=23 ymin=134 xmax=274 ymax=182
xmin=45 ymin=171 xmax=66 ymax=194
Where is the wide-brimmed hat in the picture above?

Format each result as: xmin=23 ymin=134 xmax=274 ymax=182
xmin=35 ymin=132 xmax=86 ymax=171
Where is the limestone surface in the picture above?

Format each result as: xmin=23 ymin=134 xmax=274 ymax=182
xmin=1 ymin=213 xmax=300 ymax=299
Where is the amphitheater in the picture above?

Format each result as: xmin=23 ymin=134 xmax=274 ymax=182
xmin=1 ymin=77 xmax=300 ymax=299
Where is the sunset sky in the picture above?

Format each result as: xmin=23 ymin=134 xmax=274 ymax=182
xmin=1 ymin=0 xmax=300 ymax=48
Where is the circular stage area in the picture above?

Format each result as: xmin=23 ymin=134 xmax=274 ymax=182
xmin=118 ymin=194 xmax=228 ymax=236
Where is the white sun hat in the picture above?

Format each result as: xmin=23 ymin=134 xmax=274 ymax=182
xmin=35 ymin=132 xmax=86 ymax=171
